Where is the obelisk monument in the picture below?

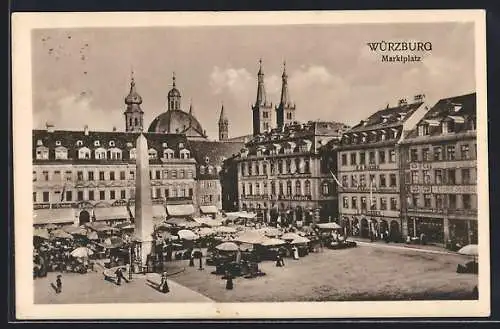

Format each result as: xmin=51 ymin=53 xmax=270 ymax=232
xmin=134 ymin=133 xmax=154 ymax=269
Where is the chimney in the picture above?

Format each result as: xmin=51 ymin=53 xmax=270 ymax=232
xmin=84 ymin=125 xmax=89 ymax=136
xmin=398 ymin=98 xmax=408 ymax=106
xmin=46 ymin=122 xmax=55 ymax=133
xmin=112 ymin=126 xmax=117 ymax=132
xmin=414 ymin=94 xmax=425 ymax=102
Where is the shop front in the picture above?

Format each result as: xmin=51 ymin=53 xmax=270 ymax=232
xmin=407 ymin=216 xmax=444 ymax=244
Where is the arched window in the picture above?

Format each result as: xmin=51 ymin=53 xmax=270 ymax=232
xmin=286 ymin=180 xmax=292 ymax=195
xmin=55 ymin=146 xmax=68 ymax=160
xmin=35 ymin=146 xmax=49 ymax=160
xmin=77 ymin=147 xmax=91 ymax=159
xmin=295 ymin=180 xmax=302 ymax=195
xmin=304 ymin=180 xmax=311 ymax=195
xmin=129 ymin=148 xmax=137 ymax=159
xmin=148 ymin=148 xmax=158 ymax=159
xmin=94 ymin=147 xmax=107 ymax=160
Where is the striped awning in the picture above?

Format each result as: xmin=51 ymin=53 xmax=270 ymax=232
xmin=166 ymin=204 xmax=195 ymax=217
xmin=93 ymin=206 xmax=130 ymax=221
xmin=33 ymin=208 xmax=75 ymax=225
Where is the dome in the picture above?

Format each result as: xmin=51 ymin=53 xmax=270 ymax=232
xmin=148 ymin=110 xmax=205 ymax=136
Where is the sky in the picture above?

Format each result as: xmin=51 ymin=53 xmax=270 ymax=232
xmin=32 ymin=22 xmax=475 ymax=140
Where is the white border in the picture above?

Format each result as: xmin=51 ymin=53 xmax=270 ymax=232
xmin=12 ymin=10 xmax=489 ymax=319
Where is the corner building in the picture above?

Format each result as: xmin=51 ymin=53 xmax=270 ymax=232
xmin=337 ymin=95 xmax=430 ymax=240
xmin=399 ymin=93 xmax=477 ymax=245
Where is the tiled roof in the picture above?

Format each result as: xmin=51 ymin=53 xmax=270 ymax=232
xmin=404 ymin=92 xmax=476 ymax=139
xmin=188 ymin=140 xmax=245 ymax=166
xmin=348 ymin=101 xmax=424 ymax=133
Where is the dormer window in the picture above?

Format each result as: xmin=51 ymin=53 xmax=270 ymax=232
xmin=94 ymin=147 xmax=107 ymax=159
xmin=78 ymin=147 xmax=91 ymax=160
xmin=163 ymin=148 xmax=174 ymax=159
xmin=55 ymin=140 xmax=61 ymax=146
xmin=129 ymin=148 xmax=137 ymax=159
xmin=162 ymin=142 xmax=168 ymax=148
xmin=36 ymin=139 xmax=43 ymax=146
xmin=109 ymin=147 xmax=122 ymax=160
xmin=381 ymin=131 xmax=387 ymax=141
xmin=76 ymin=140 xmax=83 ymax=147
xmin=207 ymin=166 xmax=213 ymax=174
xmin=178 ymin=143 xmax=184 ymax=149
xmin=35 ymin=146 xmax=49 ymax=160
xmin=180 ymin=149 xmax=190 ymax=159
xmin=418 ymin=124 xmax=429 ymax=136
xmin=200 ymin=166 xmax=205 ymax=174
xmin=94 ymin=140 xmax=100 ymax=147
xmin=126 ymin=142 xmax=133 ymax=148
xmin=109 ymin=141 xmax=115 ymax=147
xmin=392 ymin=129 xmax=398 ymax=139
xmin=55 ymin=146 xmax=68 ymax=160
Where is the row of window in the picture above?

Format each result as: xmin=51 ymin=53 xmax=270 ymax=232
xmin=240 ymin=180 xmax=331 ymax=197
xmin=341 ymin=148 xmax=396 ymax=167
xmin=200 ymin=194 xmax=221 ymax=204
xmin=407 ymin=168 xmax=476 ymax=185
xmin=341 ymin=173 xmax=398 ymax=188
xmin=342 ymin=196 xmax=399 ymax=211
xmin=416 ymin=118 xmax=475 ymax=137
xmin=408 ymin=193 xmax=475 ymax=210
xmin=33 ymin=186 xmax=195 ymax=203
xmin=35 ymin=146 xmax=191 ymax=161
xmin=241 ymin=158 xmax=311 ymax=176
xmin=33 ymin=168 xmax=195 ymax=182
xmin=343 ymin=129 xmax=399 ymax=145
xmin=407 ymin=143 xmax=476 ymax=162
xmin=36 ymin=139 xmax=184 ymax=149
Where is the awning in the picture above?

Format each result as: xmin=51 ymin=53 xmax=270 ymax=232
xmin=200 ymin=205 xmax=218 ymax=214
xmin=33 ymin=208 xmax=74 ymax=225
xmin=153 ymin=205 xmax=167 ymax=218
xmin=166 ymin=204 xmax=195 ymax=217
xmin=93 ymin=206 xmax=130 ymax=221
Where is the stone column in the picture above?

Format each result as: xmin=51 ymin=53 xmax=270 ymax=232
xmin=133 ymin=133 xmax=154 ymax=270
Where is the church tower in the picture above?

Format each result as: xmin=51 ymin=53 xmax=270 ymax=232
xmin=275 ymin=61 xmax=296 ymax=128
xmin=124 ymin=70 xmax=144 ymax=132
xmin=218 ymin=103 xmax=229 ymax=141
xmin=252 ymin=59 xmax=273 ymax=136
xmin=167 ymin=72 xmax=181 ymax=111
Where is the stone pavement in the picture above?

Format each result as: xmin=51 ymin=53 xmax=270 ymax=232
xmin=34 ymin=270 xmax=214 ymax=304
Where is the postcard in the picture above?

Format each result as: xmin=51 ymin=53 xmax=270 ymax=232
xmin=12 ymin=10 xmax=489 ymax=319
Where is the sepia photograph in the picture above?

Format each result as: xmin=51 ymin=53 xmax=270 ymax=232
xmin=12 ymin=10 xmax=489 ymax=319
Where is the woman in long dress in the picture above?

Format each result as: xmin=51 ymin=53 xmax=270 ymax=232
xmin=292 ymin=246 xmax=299 ymax=260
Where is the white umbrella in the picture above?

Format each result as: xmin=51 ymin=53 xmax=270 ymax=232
xmin=235 ymin=231 xmax=266 ymax=244
xmin=260 ymin=238 xmax=286 ymax=246
xmin=196 ymin=227 xmax=215 ymax=237
xmin=458 ymin=244 xmax=478 ymax=261
xmin=291 ymin=236 xmax=311 ymax=244
xmin=71 ymin=247 xmax=94 ymax=258
xmin=215 ymin=226 xmax=237 ymax=234
xmin=177 ymin=229 xmax=199 ymax=240
xmin=215 ymin=242 xmax=239 ymax=252
xmin=316 ymin=222 xmax=342 ymax=230
xmin=281 ymin=232 xmax=302 ymax=241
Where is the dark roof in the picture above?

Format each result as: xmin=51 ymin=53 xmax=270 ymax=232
xmin=33 ymin=129 xmax=191 ymax=163
xmin=404 ymin=92 xmax=476 ymax=140
xmin=348 ymin=101 xmax=424 ymax=133
xmin=188 ymin=140 xmax=245 ymax=166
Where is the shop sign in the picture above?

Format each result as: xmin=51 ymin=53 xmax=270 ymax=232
xmin=51 ymin=203 xmax=74 ymax=209
xmin=33 ymin=203 xmax=50 ymax=210
xmin=431 ymin=185 xmax=476 ymax=194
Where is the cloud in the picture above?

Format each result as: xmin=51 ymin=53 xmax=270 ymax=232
xmin=33 ymin=90 xmax=121 ymax=131
xmin=209 ymin=66 xmax=253 ymax=96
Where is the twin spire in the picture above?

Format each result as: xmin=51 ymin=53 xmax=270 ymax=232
xmin=254 ymin=59 xmax=291 ymax=108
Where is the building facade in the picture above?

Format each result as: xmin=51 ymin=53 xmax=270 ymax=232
xmin=337 ymin=95 xmax=430 ymax=240
xmin=33 ymin=128 xmax=197 ymax=227
xmin=399 ymin=93 xmax=477 ymax=245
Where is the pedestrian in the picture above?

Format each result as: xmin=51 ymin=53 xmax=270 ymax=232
xmin=275 ymin=254 xmax=282 ymax=267
xmin=160 ymin=272 xmax=169 ymax=293
xmin=225 ymin=270 xmax=233 ymax=290
xmin=54 ymin=274 xmax=62 ymax=293
xmin=292 ymin=246 xmax=299 ymax=260
xmin=115 ymin=267 xmax=128 ymax=285
xmin=189 ymin=249 xmax=195 ymax=267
